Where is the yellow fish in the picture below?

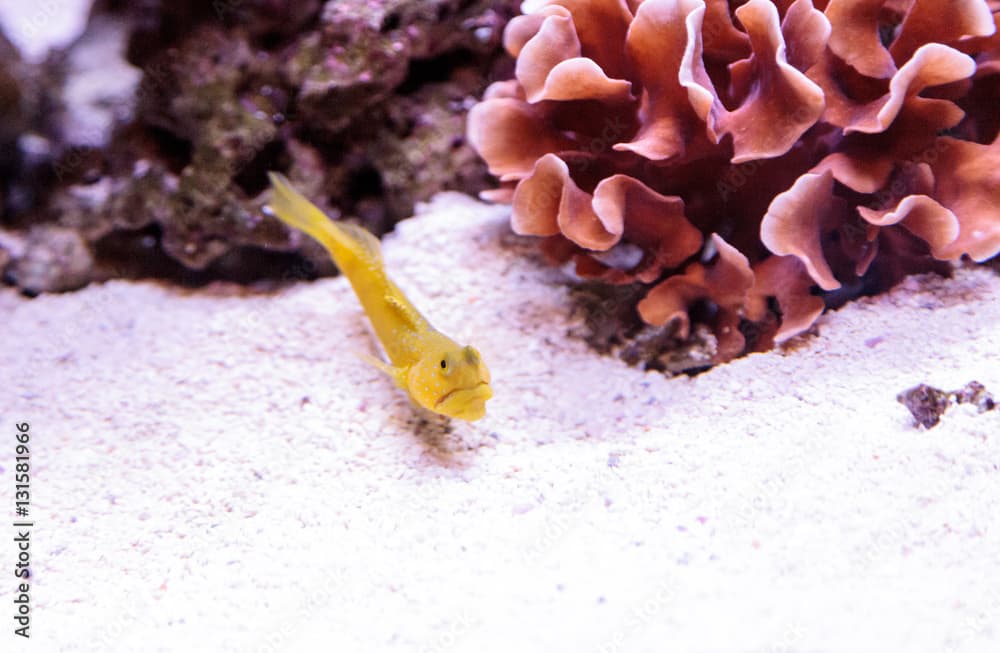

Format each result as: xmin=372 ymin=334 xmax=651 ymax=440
xmin=266 ymin=172 xmax=493 ymax=421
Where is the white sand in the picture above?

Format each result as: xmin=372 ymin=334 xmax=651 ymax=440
xmin=2 ymin=192 xmax=999 ymax=652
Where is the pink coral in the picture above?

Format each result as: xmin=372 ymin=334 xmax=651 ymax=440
xmin=469 ymin=0 xmax=1000 ymax=363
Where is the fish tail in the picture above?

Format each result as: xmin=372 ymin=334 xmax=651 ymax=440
xmin=266 ymin=172 xmax=381 ymax=268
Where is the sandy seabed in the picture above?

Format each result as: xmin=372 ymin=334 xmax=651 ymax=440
xmin=1 ymin=192 xmax=999 ymax=652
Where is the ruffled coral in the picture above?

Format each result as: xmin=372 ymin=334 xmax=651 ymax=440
xmin=469 ymin=0 xmax=1000 ymax=366
xmin=637 ymin=234 xmax=754 ymax=361
xmin=927 ymin=135 xmax=1000 ymax=261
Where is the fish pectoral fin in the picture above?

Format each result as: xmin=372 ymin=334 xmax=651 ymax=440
xmin=355 ymin=351 xmax=407 ymax=388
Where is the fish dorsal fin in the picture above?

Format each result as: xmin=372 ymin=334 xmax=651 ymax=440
xmin=337 ymin=222 xmax=383 ymax=265
xmin=384 ymin=293 xmax=426 ymax=332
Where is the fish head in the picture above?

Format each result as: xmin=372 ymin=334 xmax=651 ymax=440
xmin=408 ymin=343 xmax=493 ymax=421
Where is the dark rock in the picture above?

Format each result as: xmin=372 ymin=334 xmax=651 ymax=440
xmin=1 ymin=0 xmax=519 ymax=293
xmin=897 ymin=383 xmax=951 ymax=429
xmin=8 ymin=225 xmax=94 ymax=293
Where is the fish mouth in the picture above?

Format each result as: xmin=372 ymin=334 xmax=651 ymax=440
xmin=434 ymin=382 xmax=493 ymax=421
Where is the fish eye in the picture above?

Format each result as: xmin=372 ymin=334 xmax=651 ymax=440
xmin=440 ymin=359 xmax=447 ymax=369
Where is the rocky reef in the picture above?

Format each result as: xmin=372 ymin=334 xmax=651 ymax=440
xmin=0 ymin=0 xmax=519 ymax=293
